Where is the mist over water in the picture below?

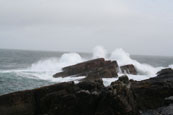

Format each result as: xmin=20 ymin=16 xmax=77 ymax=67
xmin=169 ymin=64 xmax=173 ymax=68
xmin=92 ymin=46 xmax=107 ymax=59
xmin=0 ymin=47 xmax=173 ymax=95
xmin=110 ymin=48 xmax=163 ymax=76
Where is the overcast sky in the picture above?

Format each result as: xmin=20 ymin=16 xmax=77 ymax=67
xmin=0 ymin=0 xmax=173 ymax=56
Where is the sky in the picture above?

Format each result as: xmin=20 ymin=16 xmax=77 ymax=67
xmin=0 ymin=0 xmax=173 ymax=56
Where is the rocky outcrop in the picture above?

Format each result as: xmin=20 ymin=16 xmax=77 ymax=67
xmin=53 ymin=58 xmax=119 ymax=79
xmin=165 ymin=96 xmax=173 ymax=105
xmin=0 ymin=90 xmax=36 ymax=115
xmin=132 ymin=69 xmax=173 ymax=115
xmin=120 ymin=64 xmax=137 ymax=75
xmin=53 ymin=58 xmax=138 ymax=81
xmin=157 ymin=68 xmax=173 ymax=77
xmin=0 ymin=79 xmax=139 ymax=115
xmin=132 ymin=77 xmax=173 ymax=110
xmin=0 ymin=68 xmax=173 ymax=115
xmin=141 ymin=96 xmax=173 ymax=115
xmin=142 ymin=104 xmax=173 ymax=115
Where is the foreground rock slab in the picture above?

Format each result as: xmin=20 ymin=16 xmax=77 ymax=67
xmin=157 ymin=68 xmax=173 ymax=78
xmin=0 ymin=79 xmax=139 ymax=115
xmin=0 ymin=68 xmax=173 ymax=115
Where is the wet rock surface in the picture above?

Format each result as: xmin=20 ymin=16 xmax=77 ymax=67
xmin=120 ymin=64 xmax=137 ymax=75
xmin=141 ymin=104 xmax=173 ymax=115
xmin=0 ymin=69 xmax=173 ymax=115
xmin=157 ymin=68 xmax=173 ymax=78
xmin=53 ymin=58 xmax=138 ymax=80
xmin=165 ymin=96 xmax=173 ymax=105
xmin=0 ymin=79 xmax=139 ymax=115
xmin=53 ymin=58 xmax=119 ymax=78
xmin=136 ymin=68 xmax=173 ymax=115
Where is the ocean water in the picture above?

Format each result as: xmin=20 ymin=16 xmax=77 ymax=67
xmin=0 ymin=47 xmax=173 ymax=95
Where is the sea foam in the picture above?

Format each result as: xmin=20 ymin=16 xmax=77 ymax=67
xmin=110 ymin=48 xmax=162 ymax=76
xmin=24 ymin=53 xmax=85 ymax=81
xmin=1 ymin=46 xmax=171 ymax=86
xmin=169 ymin=64 xmax=173 ymax=68
xmin=92 ymin=46 xmax=107 ymax=59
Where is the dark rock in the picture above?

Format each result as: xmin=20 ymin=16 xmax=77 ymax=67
xmin=164 ymin=96 xmax=173 ymax=105
xmin=34 ymin=82 xmax=78 ymax=115
xmin=1 ymin=68 xmax=173 ymax=115
xmin=0 ymin=90 xmax=35 ymax=115
xmin=131 ymin=72 xmax=173 ymax=114
xmin=84 ymin=61 xmax=119 ymax=81
xmin=120 ymin=64 xmax=137 ymax=75
xmin=101 ymin=78 xmax=139 ymax=115
xmin=157 ymin=68 xmax=173 ymax=77
xmin=53 ymin=58 xmax=138 ymax=82
xmin=0 ymin=79 xmax=139 ymax=115
xmin=53 ymin=58 xmax=119 ymax=80
xmin=118 ymin=75 xmax=129 ymax=84
xmin=77 ymin=79 xmax=104 ymax=92
xmin=132 ymin=76 xmax=173 ymax=110
xmin=141 ymin=104 xmax=173 ymax=115
xmin=54 ymin=58 xmax=108 ymax=77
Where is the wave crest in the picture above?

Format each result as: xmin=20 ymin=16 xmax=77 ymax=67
xmin=2 ymin=47 xmax=171 ymax=84
xmin=110 ymin=48 xmax=160 ymax=76
xmin=92 ymin=46 xmax=107 ymax=59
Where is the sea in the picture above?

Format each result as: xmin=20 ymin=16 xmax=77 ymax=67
xmin=0 ymin=47 xmax=173 ymax=95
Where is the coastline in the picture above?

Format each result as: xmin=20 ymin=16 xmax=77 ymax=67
xmin=0 ymin=59 xmax=173 ymax=115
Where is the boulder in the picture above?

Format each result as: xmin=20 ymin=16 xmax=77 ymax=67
xmin=0 ymin=90 xmax=35 ymax=115
xmin=53 ymin=58 xmax=119 ymax=79
xmin=141 ymin=104 xmax=173 ymax=115
xmin=120 ymin=64 xmax=137 ymax=75
xmin=0 ymin=68 xmax=173 ymax=115
xmin=131 ymin=76 xmax=173 ymax=110
xmin=117 ymin=75 xmax=129 ymax=84
xmin=164 ymin=96 xmax=173 ymax=105
xmin=0 ymin=79 xmax=139 ymax=115
xmin=157 ymin=68 xmax=173 ymax=77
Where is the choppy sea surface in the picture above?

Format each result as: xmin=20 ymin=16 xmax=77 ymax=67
xmin=0 ymin=48 xmax=173 ymax=95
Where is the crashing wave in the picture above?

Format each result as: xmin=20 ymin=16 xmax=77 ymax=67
xmin=1 ymin=46 xmax=172 ymax=85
